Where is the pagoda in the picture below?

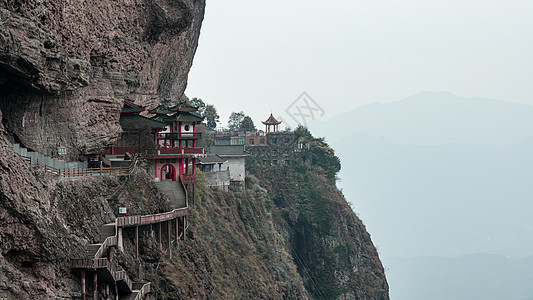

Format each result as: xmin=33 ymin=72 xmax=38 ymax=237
xmin=262 ymin=113 xmax=282 ymax=133
xmin=147 ymin=101 xmax=205 ymax=204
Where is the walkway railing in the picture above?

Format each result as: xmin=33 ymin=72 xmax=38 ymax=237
xmin=117 ymin=207 xmax=188 ymax=228
xmin=21 ymin=155 xmax=135 ymax=178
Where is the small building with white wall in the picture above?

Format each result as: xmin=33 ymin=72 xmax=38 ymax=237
xmin=209 ymin=145 xmax=249 ymax=184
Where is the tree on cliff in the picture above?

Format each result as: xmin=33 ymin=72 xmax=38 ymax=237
xmin=240 ymin=116 xmax=256 ymax=132
xmin=228 ymin=111 xmax=256 ymax=132
xmin=204 ymin=104 xmax=220 ymax=130
xmin=228 ymin=111 xmax=245 ymax=131
xmin=190 ymin=97 xmax=206 ymax=116
xmin=294 ymin=125 xmax=341 ymax=179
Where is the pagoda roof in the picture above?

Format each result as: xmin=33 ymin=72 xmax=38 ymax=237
xmin=122 ymin=99 xmax=146 ymax=114
xmin=151 ymin=114 xmax=177 ymax=123
xmin=262 ymin=113 xmax=282 ymax=125
xmin=120 ymin=114 xmax=167 ymax=130
xmin=170 ymin=101 xmax=199 ymax=112
xmin=148 ymin=104 xmax=173 ymax=115
xmin=175 ymin=111 xmax=204 ymax=123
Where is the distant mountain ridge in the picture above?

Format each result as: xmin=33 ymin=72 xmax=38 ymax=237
xmin=310 ymin=91 xmax=533 ymax=148
xmin=310 ymin=92 xmax=533 ymax=300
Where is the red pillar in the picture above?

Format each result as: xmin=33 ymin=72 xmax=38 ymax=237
xmin=175 ymin=217 xmax=179 ymax=245
xmin=167 ymin=220 xmax=171 ymax=250
xmin=158 ymin=223 xmax=162 ymax=250
xmin=81 ymin=270 xmax=86 ymax=300
xmin=135 ymin=226 xmax=139 ymax=259
xmin=93 ymin=272 xmax=98 ymax=300
xmin=108 ymin=246 xmax=113 ymax=262
xmin=182 ymin=216 xmax=186 ymax=241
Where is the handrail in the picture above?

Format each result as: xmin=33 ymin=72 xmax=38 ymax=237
xmin=156 ymin=132 xmax=202 ymax=139
xmin=93 ymin=235 xmax=118 ymax=259
xmin=21 ymin=155 xmax=136 ymax=178
xmin=117 ymin=207 xmax=188 ymax=228
xmin=132 ymin=282 xmax=151 ymax=300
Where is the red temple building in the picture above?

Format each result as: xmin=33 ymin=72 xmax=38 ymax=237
xmin=147 ymin=102 xmax=204 ymax=196
xmin=112 ymin=100 xmax=205 ymax=204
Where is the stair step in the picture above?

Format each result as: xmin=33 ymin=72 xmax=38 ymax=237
xmin=98 ymin=223 xmax=116 ymax=242
xmin=87 ymin=244 xmax=102 ymax=257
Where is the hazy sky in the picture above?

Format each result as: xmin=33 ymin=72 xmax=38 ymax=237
xmin=185 ymin=0 xmax=533 ymax=129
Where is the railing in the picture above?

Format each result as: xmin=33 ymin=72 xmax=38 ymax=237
xmin=115 ymin=270 xmax=133 ymax=292
xmin=156 ymin=148 xmax=205 ymax=155
xmin=72 ymin=258 xmax=133 ymax=293
xmin=180 ymin=174 xmax=195 ymax=184
xmin=132 ymin=282 xmax=151 ymax=300
xmin=156 ymin=132 xmax=202 ymax=140
xmin=71 ymin=258 xmax=110 ymax=269
xmin=21 ymin=156 xmax=135 ymax=178
xmin=116 ymin=208 xmax=188 ymax=228
xmin=93 ymin=235 xmax=118 ymax=259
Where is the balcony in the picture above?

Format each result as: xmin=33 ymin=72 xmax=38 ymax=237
xmin=156 ymin=132 xmax=202 ymax=140
xmin=145 ymin=147 xmax=205 ymax=158
xmin=159 ymin=148 xmax=205 ymax=155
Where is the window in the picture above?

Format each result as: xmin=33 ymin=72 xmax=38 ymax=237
xmin=249 ymin=139 xmax=254 ymax=145
xmin=260 ymin=139 xmax=265 ymax=144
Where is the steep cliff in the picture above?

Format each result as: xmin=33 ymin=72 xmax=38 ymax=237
xmin=0 ymin=137 xmax=388 ymax=299
xmin=0 ymin=1 xmax=389 ymax=299
xmin=0 ymin=0 xmax=205 ymax=160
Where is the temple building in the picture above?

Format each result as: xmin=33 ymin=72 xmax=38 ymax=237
xmin=246 ymin=113 xmax=312 ymax=166
xmin=111 ymin=100 xmax=206 ymax=204
xmin=107 ymin=100 xmax=167 ymax=155
xmin=147 ymin=102 xmax=204 ymax=185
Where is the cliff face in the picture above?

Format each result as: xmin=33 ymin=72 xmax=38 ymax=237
xmin=245 ymin=162 xmax=389 ymax=299
xmin=0 ymin=0 xmax=205 ymax=160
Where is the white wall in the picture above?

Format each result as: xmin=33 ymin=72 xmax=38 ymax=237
xmin=221 ymin=157 xmax=245 ymax=182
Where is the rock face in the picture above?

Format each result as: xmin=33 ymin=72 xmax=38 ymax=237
xmin=0 ymin=0 xmax=205 ymax=160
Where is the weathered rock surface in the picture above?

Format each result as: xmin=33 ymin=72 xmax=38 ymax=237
xmin=0 ymin=0 xmax=205 ymax=160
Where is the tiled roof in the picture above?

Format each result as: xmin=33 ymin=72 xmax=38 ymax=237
xmin=262 ymin=113 xmax=282 ymax=125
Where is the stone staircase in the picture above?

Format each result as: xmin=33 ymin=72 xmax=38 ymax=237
xmin=155 ymin=180 xmax=187 ymax=209
xmin=72 ymin=222 xmax=150 ymax=300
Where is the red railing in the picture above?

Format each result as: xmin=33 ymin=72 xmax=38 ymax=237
xmin=157 ymin=148 xmax=205 ymax=155
xmin=156 ymin=132 xmax=202 ymax=140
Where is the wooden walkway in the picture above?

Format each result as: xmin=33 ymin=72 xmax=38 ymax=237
xmin=21 ymin=155 xmax=136 ymax=178
xmin=72 ymin=207 xmax=189 ymax=300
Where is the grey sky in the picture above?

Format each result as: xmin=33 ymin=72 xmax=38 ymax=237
xmin=185 ymin=0 xmax=533 ymax=128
